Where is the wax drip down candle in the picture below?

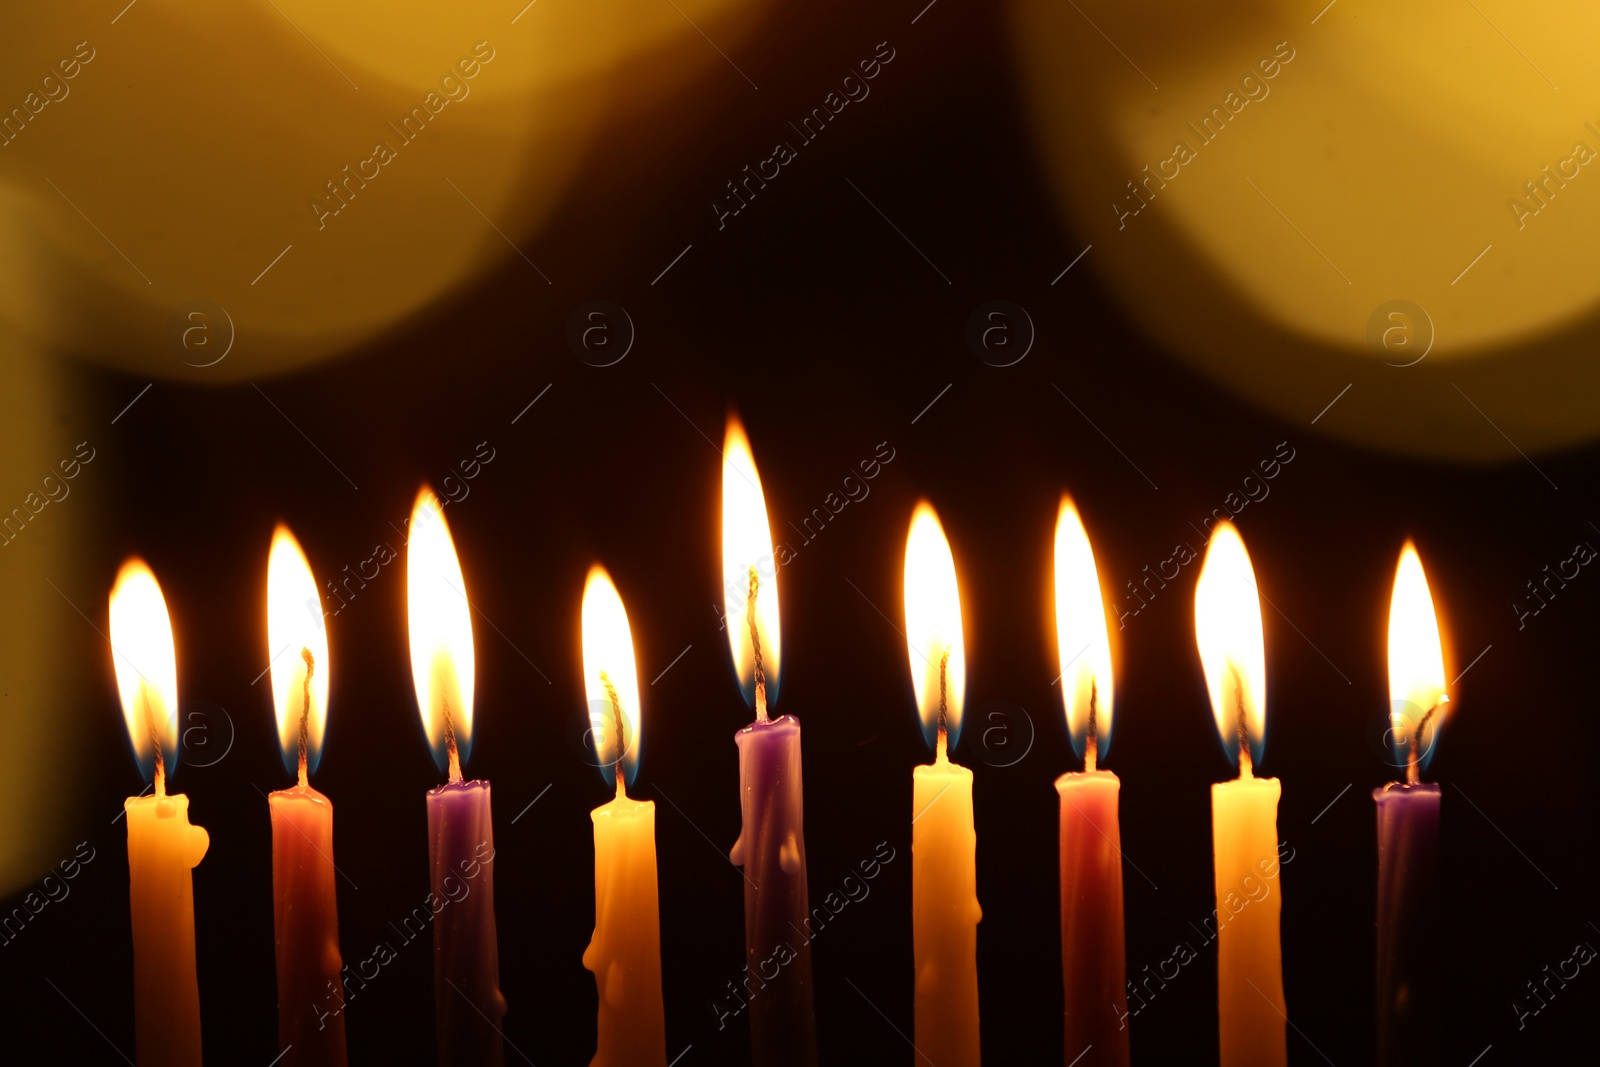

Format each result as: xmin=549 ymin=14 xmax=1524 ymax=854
xmin=902 ymin=503 xmax=982 ymax=1067
xmin=1193 ymin=523 xmax=1287 ymax=1067
xmin=580 ymin=566 xmax=667 ymax=1067
xmin=1375 ymin=542 xmax=1450 ymax=1067
xmin=109 ymin=559 xmax=210 ymax=1067
xmin=265 ymin=526 xmax=347 ymax=1067
xmin=407 ymin=486 xmax=505 ymax=1067
xmin=1052 ymin=497 xmax=1129 ymax=1067
xmin=721 ymin=417 xmax=818 ymax=1067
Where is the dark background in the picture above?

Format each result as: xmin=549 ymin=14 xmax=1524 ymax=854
xmin=7 ymin=1 xmax=1598 ymax=1064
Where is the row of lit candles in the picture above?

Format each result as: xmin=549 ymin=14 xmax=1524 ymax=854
xmin=103 ymin=417 xmax=1449 ymax=1067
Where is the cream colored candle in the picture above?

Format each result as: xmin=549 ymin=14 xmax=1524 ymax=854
xmin=1194 ymin=523 xmax=1286 ymax=1067
xmin=903 ymin=503 xmax=981 ymax=1066
xmin=110 ymin=559 xmax=210 ymax=1067
xmin=580 ymin=567 xmax=666 ymax=1067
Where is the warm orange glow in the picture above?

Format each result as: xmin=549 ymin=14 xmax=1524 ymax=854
xmin=581 ymin=566 xmax=643 ymax=792
xmin=406 ymin=486 xmax=475 ymax=779
xmin=109 ymin=558 xmax=179 ymax=788
xmin=903 ymin=502 xmax=967 ymax=751
xmin=267 ymin=524 xmax=330 ymax=781
xmin=721 ymin=416 xmax=782 ymax=713
xmin=1054 ymin=496 xmax=1114 ymax=767
xmin=1388 ymin=542 xmax=1449 ymax=778
xmin=1194 ymin=523 xmax=1267 ymax=771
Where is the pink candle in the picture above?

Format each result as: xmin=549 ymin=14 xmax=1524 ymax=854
xmin=407 ymin=486 xmax=505 ymax=1066
xmin=266 ymin=526 xmax=347 ymax=1066
xmin=1052 ymin=497 xmax=1129 ymax=1066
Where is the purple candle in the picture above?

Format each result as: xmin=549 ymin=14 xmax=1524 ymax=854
xmin=730 ymin=716 xmax=816 ymax=1064
xmin=428 ymin=781 xmax=504 ymax=1067
xmin=722 ymin=419 xmax=818 ymax=1067
xmin=1374 ymin=783 xmax=1439 ymax=1066
xmin=1376 ymin=543 xmax=1450 ymax=1067
xmin=408 ymin=486 xmax=505 ymax=1067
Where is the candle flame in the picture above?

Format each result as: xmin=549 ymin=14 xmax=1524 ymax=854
xmin=1194 ymin=523 xmax=1267 ymax=771
xmin=581 ymin=566 xmax=643 ymax=792
xmin=1054 ymin=496 xmax=1114 ymax=767
xmin=406 ymin=486 xmax=475 ymax=779
xmin=109 ymin=558 xmax=180 ymax=789
xmin=1388 ymin=542 xmax=1450 ymax=780
xmin=903 ymin=502 xmax=967 ymax=752
xmin=267 ymin=525 xmax=330 ymax=783
xmin=721 ymin=416 xmax=782 ymax=712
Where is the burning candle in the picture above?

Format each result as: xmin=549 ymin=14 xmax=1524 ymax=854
xmin=109 ymin=559 xmax=210 ymax=1067
xmin=1193 ymin=523 xmax=1286 ymax=1067
xmin=1052 ymin=497 xmax=1129 ymax=1067
xmin=902 ymin=503 xmax=981 ymax=1066
xmin=580 ymin=566 xmax=667 ymax=1067
xmin=1375 ymin=543 xmax=1449 ymax=1066
xmin=265 ymin=525 xmax=347 ymax=1066
xmin=721 ymin=418 xmax=817 ymax=1067
xmin=406 ymin=486 xmax=506 ymax=1067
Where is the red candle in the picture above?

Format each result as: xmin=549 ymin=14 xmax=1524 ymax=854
xmin=407 ymin=486 xmax=506 ymax=1067
xmin=265 ymin=526 xmax=347 ymax=1066
xmin=1052 ymin=497 xmax=1129 ymax=1067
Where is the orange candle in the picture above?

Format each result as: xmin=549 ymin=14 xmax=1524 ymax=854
xmin=579 ymin=566 xmax=667 ymax=1067
xmin=902 ymin=503 xmax=981 ymax=1066
xmin=266 ymin=526 xmax=347 ymax=1066
xmin=1193 ymin=524 xmax=1287 ymax=1067
xmin=110 ymin=559 xmax=210 ymax=1067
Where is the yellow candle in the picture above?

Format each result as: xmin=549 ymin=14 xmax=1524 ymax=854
xmin=1194 ymin=523 xmax=1287 ymax=1067
xmin=110 ymin=559 xmax=210 ymax=1067
xmin=580 ymin=567 xmax=666 ymax=1067
xmin=903 ymin=503 xmax=981 ymax=1065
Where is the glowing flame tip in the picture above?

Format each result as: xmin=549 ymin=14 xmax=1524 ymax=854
xmin=903 ymin=502 xmax=967 ymax=750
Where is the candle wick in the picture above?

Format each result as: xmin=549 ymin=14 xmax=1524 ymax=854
xmin=1407 ymin=697 xmax=1445 ymax=786
xmin=748 ymin=566 xmax=768 ymax=722
xmin=443 ymin=698 xmax=463 ymax=784
xmin=143 ymin=683 xmax=166 ymax=798
xmin=1231 ymin=664 xmax=1252 ymax=780
xmin=601 ymin=669 xmax=627 ymax=798
xmin=936 ymin=649 xmax=950 ymax=763
xmin=1085 ymin=681 xmax=1098 ymax=773
xmin=298 ymin=647 xmax=314 ymax=790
